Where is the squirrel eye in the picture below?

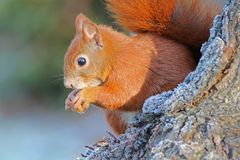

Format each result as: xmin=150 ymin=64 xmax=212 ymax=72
xmin=77 ymin=57 xmax=87 ymax=66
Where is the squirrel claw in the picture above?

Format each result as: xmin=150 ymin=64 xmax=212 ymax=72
xmin=65 ymin=89 xmax=80 ymax=111
xmin=74 ymin=97 xmax=89 ymax=113
xmin=65 ymin=89 xmax=90 ymax=113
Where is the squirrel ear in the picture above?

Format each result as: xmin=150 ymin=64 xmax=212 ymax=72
xmin=75 ymin=13 xmax=88 ymax=34
xmin=75 ymin=14 xmax=103 ymax=49
xmin=82 ymin=20 xmax=103 ymax=49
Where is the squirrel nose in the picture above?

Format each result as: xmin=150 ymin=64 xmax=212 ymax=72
xmin=64 ymin=79 xmax=74 ymax=89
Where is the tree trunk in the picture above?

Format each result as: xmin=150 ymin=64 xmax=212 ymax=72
xmin=84 ymin=0 xmax=240 ymax=159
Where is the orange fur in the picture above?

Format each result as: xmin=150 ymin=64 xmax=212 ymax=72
xmin=107 ymin=0 xmax=225 ymax=47
xmin=81 ymin=28 xmax=196 ymax=111
xmin=64 ymin=0 xmax=225 ymax=134
xmin=105 ymin=110 xmax=127 ymax=134
xmin=64 ymin=22 xmax=195 ymax=134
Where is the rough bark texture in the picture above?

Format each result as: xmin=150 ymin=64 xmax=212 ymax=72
xmin=82 ymin=0 xmax=240 ymax=159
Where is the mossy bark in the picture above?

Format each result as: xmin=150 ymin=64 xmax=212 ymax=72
xmin=84 ymin=0 xmax=240 ymax=159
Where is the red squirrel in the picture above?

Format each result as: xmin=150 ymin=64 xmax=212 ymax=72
xmin=64 ymin=0 xmax=225 ymax=134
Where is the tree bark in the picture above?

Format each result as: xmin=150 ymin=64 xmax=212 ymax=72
xmin=84 ymin=0 xmax=240 ymax=159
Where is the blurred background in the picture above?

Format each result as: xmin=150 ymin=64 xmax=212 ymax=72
xmin=0 ymin=0 xmax=118 ymax=159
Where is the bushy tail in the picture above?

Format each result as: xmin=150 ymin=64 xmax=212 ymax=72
xmin=107 ymin=0 xmax=225 ymax=47
xmin=106 ymin=0 xmax=176 ymax=33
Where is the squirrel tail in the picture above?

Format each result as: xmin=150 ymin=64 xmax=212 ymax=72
xmin=106 ymin=0 xmax=176 ymax=33
xmin=107 ymin=0 xmax=225 ymax=47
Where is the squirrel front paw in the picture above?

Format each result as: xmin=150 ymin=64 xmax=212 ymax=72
xmin=65 ymin=89 xmax=91 ymax=113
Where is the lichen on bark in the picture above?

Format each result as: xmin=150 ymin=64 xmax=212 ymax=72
xmin=83 ymin=0 xmax=240 ymax=159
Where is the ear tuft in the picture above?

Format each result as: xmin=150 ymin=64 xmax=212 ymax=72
xmin=75 ymin=13 xmax=89 ymax=34
xmin=75 ymin=13 xmax=103 ymax=49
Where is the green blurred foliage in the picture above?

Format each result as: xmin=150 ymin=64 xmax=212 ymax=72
xmin=0 ymin=0 xmax=114 ymax=107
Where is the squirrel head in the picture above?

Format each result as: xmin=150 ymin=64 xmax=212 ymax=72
xmin=64 ymin=14 xmax=109 ymax=89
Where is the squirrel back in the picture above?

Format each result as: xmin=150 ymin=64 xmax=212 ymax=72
xmin=107 ymin=0 xmax=226 ymax=47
